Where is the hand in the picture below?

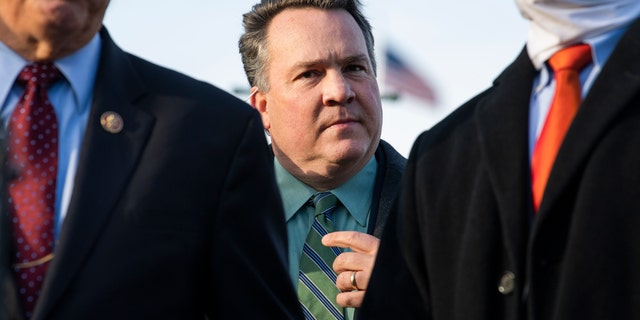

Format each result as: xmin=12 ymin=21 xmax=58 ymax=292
xmin=322 ymin=231 xmax=380 ymax=308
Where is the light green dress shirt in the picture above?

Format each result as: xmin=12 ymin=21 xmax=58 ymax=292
xmin=275 ymin=157 xmax=377 ymax=320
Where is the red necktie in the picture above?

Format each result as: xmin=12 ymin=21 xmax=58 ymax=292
xmin=531 ymin=44 xmax=592 ymax=212
xmin=7 ymin=62 xmax=61 ymax=318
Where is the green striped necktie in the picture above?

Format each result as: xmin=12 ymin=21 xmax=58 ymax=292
xmin=297 ymin=192 xmax=345 ymax=319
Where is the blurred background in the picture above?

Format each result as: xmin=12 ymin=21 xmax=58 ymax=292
xmin=104 ymin=1 xmax=528 ymax=157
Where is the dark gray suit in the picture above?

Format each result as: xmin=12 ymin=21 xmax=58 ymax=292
xmin=1 ymin=28 xmax=302 ymax=320
xmin=362 ymin=17 xmax=640 ymax=320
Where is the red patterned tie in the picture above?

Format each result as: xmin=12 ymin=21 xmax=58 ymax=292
xmin=531 ymin=44 xmax=592 ymax=212
xmin=7 ymin=62 xmax=61 ymax=318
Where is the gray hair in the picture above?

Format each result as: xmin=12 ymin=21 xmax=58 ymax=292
xmin=239 ymin=0 xmax=376 ymax=91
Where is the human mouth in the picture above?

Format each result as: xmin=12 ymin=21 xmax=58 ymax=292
xmin=328 ymin=118 xmax=359 ymax=129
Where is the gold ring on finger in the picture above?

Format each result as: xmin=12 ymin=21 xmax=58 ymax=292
xmin=350 ymin=270 xmax=359 ymax=291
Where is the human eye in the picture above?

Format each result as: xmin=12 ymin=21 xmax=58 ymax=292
xmin=297 ymin=69 xmax=322 ymax=80
xmin=343 ymin=56 xmax=369 ymax=74
xmin=345 ymin=64 xmax=366 ymax=73
xmin=294 ymin=64 xmax=323 ymax=80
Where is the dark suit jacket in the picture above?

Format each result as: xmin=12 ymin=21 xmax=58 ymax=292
xmin=355 ymin=140 xmax=405 ymax=319
xmin=367 ymin=140 xmax=406 ymax=238
xmin=1 ymin=28 xmax=302 ymax=320
xmin=361 ymin=18 xmax=640 ymax=320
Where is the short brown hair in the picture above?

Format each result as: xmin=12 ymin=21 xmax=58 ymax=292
xmin=239 ymin=0 xmax=376 ymax=91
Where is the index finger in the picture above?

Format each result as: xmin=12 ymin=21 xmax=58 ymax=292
xmin=322 ymin=231 xmax=379 ymax=254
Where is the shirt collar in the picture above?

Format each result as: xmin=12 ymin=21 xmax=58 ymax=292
xmin=0 ymin=41 xmax=28 ymax=109
xmin=275 ymin=156 xmax=378 ymax=227
xmin=55 ymin=33 xmax=102 ymax=112
xmin=533 ymin=25 xmax=628 ymax=94
xmin=0 ymin=33 xmax=101 ymax=113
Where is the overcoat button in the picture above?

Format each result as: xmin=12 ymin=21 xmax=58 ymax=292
xmin=498 ymin=271 xmax=516 ymax=295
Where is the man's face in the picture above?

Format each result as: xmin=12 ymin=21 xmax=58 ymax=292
xmin=253 ymin=7 xmax=382 ymax=189
xmin=0 ymin=0 xmax=110 ymax=60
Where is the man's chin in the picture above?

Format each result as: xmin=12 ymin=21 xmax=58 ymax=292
xmin=326 ymin=140 xmax=374 ymax=165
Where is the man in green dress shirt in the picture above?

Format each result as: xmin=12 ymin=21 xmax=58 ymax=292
xmin=239 ymin=0 xmax=406 ymax=319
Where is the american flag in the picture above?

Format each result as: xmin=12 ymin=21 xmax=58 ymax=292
xmin=383 ymin=45 xmax=438 ymax=105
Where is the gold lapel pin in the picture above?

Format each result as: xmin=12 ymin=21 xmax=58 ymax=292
xmin=100 ymin=111 xmax=124 ymax=134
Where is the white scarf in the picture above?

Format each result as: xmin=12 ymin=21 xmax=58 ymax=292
xmin=515 ymin=0 xmax=640 ymax=69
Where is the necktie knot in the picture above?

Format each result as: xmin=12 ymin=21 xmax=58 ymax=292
xmin=17 ymin=62 xmax=62 ymax=89
xmin=548 ymin=43 xmax=592 ymax=73
xmin=311 ymin=192 xmax=338 ymax=220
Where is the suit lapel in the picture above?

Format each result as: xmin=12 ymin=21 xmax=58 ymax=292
xmin=536 ymin=18 xmax=640 ymax=218
xmin=33 ymin=28 xmax=155 ymax=319
xmin=369 ymin=140 xmax=405 ymax=238
xmin=475 ymin=48 xmax=536 ymax=269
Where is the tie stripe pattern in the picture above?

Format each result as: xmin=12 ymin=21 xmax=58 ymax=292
xmin=7 ymin=62 xmax=61 ymax=318
xmin=531 ymin=44 xmax=592 ymax=211
xmin=298 ymin=192 xmax=344 ymax=320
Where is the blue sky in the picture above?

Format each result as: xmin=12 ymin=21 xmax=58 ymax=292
xmin=104 ymin=1 xmax=528 ymax=156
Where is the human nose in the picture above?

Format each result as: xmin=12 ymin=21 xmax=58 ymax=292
xmin=322 ymin=72 xmax=355 ymax=106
